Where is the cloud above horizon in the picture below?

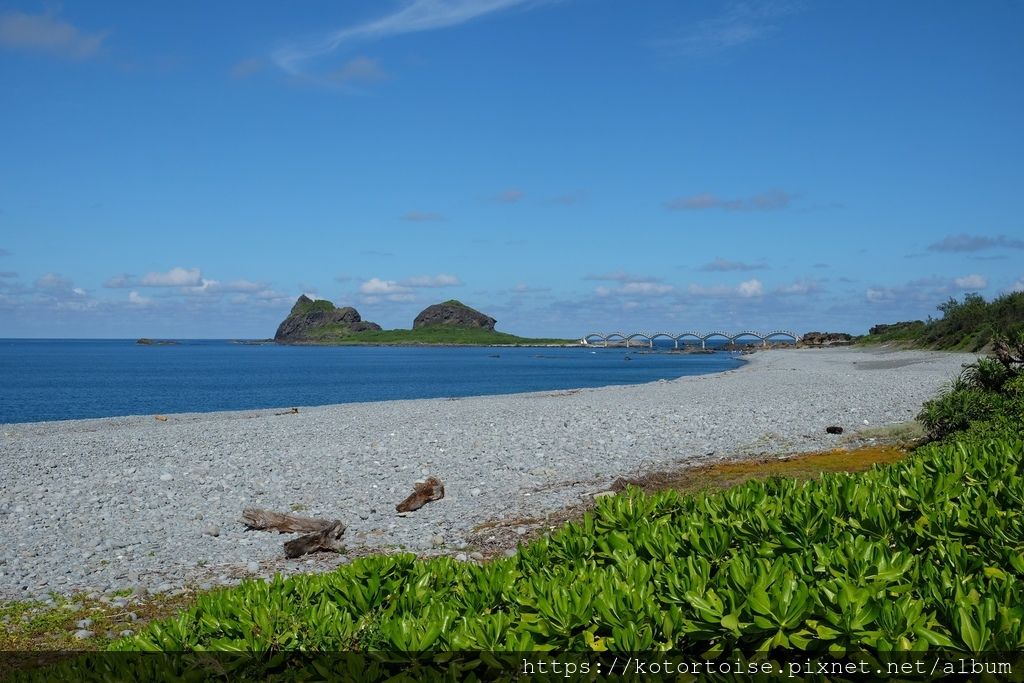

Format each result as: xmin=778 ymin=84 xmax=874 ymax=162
xmin=927 ymin=233 xmax=1024 ymax=253
xmin=106 ymin=267 xmax=203 ymax=288
xmin=666 ymin=190 xmax=795 ymax=211
xmin=0 ymin=9 xmax=109 ymax=60
xmin=272 ymin=0 xmax=547 ymax=77
xmin=699 ymin=257 xmax=769 ymax=272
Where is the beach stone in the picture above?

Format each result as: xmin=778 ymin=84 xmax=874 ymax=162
xmin=73 ymin=629 xmax=94 ymax=640
xmin=203 ymin=526 xmax=220 ymax=537
xmin=469 ymin=552 xmax=484 ymax=561
xmin=159 ymin=473 xmax=173 ymax=482
xmin=76 ymin=618 xmax=93 ymax=629
xmin=119 ymin=629 xmax=134 ymax=637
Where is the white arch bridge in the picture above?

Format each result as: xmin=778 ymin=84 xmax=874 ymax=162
xmin=581 ymin=330 xmax=802 ymax=349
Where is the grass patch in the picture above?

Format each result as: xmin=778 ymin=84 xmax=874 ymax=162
xmin=0 ymin=590 xmax=194 ymax=653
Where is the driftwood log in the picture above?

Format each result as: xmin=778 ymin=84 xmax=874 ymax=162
xmin=241 ymin=508 xmax=346 ymax=558
xmin=396 ymin=476 xmax=445 ymax=512
xmin=241 ymin=508 xmax=336 ymax=534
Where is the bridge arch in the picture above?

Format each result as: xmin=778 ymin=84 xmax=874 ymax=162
xmin=764 ymin=330 xmax=800 ymax=343
xmin=583 ymin=333 xmax=607 ymax=345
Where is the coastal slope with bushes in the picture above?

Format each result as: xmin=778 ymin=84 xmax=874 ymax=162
xmin=860 ymin=291 xmax=1024 ymax=351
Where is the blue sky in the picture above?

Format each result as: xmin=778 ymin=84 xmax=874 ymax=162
xmin=1 ymin=1 xmax=1022 ymax=338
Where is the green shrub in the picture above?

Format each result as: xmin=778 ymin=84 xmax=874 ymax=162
xmin=917 ymin=388 xmax=1001 ymax=441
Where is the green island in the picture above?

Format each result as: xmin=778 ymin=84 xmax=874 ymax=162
xmin=8 ymin=295 xmax=1024 ymax=679
xmin=273 ymin=296 xmax=575 ymax=346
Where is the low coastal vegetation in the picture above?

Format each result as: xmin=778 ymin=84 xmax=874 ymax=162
xmin=860 ymin=291 xmax=1024 ymax=351
xmin=300 ymin=325 xmax=572 ymax=346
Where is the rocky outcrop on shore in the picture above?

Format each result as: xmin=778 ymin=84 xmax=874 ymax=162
xmin=274 ymin=295 xmax=381 ymax=343
xmin=413 ymin=300 xmax=496 ymax=330
xmin=798 ymin=331 xmax=854 ymax=347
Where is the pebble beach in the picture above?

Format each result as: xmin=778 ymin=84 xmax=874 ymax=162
xmin=0 ymin=346 xmax=977 ymax=601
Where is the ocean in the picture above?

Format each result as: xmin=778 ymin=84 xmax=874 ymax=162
xmin=0 ymin=339 xmax=745 ymax=424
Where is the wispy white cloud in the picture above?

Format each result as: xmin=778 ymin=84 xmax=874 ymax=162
xmin=584 ymin=270 xmax=662 ymax=284
xmin=1010 ymin=279 xmax=1024 ymax=293
xmin=273 ymin=0 xmax=546 ymax=77
xmin=128 ymin=290 xmax=151 ymax=306
xmin=596 ymin=281 xmax=674 ymax=297
xmin=667 ymin=190 xmax=795 ymax=211
xmin=688 ymin=278 xmax=764 ymax=298
xmin=699 ymin=257 xmax=769 ymax=272
xmin=402 ymin=210 xmax=444 ymax=222
xmin=927 ymin=233 xmax=1024 ymax=253
xmin=329 ymin=56 xmax=389 ymax=83
xmin=492 ymin=187 xmax=525 ymax=204
xmin=0 ymin=9 xmax=109 ymax=59
xmin=400 ymin=273 xmax=462 ymax=288
xmin=655 ymin=1 xmax=801 ymax=58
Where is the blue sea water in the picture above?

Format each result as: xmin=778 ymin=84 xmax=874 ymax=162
xmin=0 ymin=339 xmax=745 ymax=424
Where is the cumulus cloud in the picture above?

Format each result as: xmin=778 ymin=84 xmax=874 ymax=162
xmin=737 ymin=279 xmax=764 ymax=298
xmin=699 ymin=257 xmax=768 ymax=272
xmin=927 ymin=233 xmax=1024 ymax=253
xmin=666 ymin=190 xmax=795 ymax=211
xmin=864 ymin=276 xmax=975 ymax=305
xmin=954 ymin=274 xmax=988 ymax=290
xmin=128 ymin=290 xmax=151 ymax=306
xmin=329 ymin=56 xmax=389 ymax=83
xmin=0 ymin=10 xmax=109 ymax=59
xmin=358 ymin=277 xmax=415 ymax=303
xmin=273 ymin=0 xmax=542 ymax=77
xmin=401 ymin=210 xmax=443 ymax=222
xmin=687 ymin=278 xmax=764 ymax=299
xmin=140 ymin=267 xmax=202 ymax=287
xmin=400 ymin=273 xmax=462 ymax=288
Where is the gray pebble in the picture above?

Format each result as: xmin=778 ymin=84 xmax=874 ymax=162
xmin=73 ymin=629 xmax=94 ymax=640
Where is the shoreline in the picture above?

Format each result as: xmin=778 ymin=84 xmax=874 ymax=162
xmin=0 ymin=346 xmax=976 ymax=600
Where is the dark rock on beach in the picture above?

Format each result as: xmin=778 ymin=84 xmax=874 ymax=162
xmin=798 ymin=331 xmax=854 ymax=348
xmin=413 ymin=300 xmax=496 ymax=331
xmin=274 ymin=295 xmax=381 ymax=343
